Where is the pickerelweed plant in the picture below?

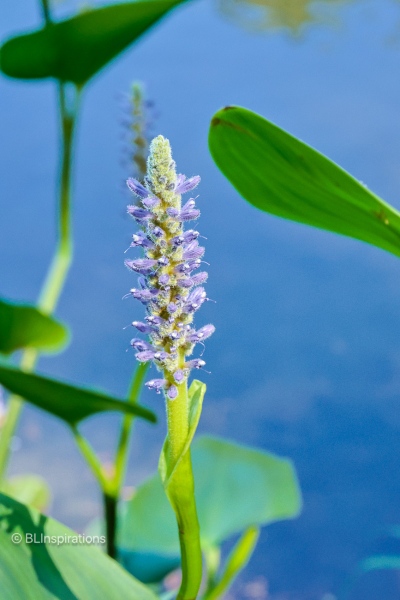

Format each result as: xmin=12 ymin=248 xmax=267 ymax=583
xmin=125 ymin=135 xmax=214 ymax=600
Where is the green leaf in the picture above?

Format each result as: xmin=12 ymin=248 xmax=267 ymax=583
xmin=0 ymin=299 xmax=68 ymax=355
xmin=204 ymin=526 xmax=260 ymax=600
xmin=0 ymin=364 xmax=156 ymax=425
xmin=209 ymin=106 xmax=400 ymax=258
xmin=0 ymin=0 xmax=184 ymax=84
xmin=2 ymin=475 xmax=51 ymax=512
xmin=119 ymin=435 xmax=301 ymax=555
xmin=0 ymin=493 xmax=159 ymax=600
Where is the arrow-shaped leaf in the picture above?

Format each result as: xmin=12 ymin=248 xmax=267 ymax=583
xmin=209 ymin=106 xmax=400 ymax=258
xmin=0 ymin=0 xmax=184 ymax=84
xmin=0 ymin=364 xmax=156 ymax=425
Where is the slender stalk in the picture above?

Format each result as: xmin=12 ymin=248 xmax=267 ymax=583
xmin=112 ymin=362 xmax=149 ymax=496
xmin=103 ymin=493 xmax=117 ymax=559
xmin=0 ymin=83 xmax=79 ymax=484
xmin=72 ymin=426 xmax=109 ymax=491
xmin=165 ymin=382 xmax=202 ymax=600
xmin=40 ymin=0 xmax=52 ymax=24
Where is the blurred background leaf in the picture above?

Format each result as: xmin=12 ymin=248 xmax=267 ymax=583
xmin=0 ymin=0 xmax=185 ymax=84
xmin=0 ymin=364 xmax=157 ymax=425
xmin=0 ymin=493 xmax=159 ymax=599
xmin=2 ymin=474 xmax=51 ymax=512
xmin=112 ymin=435 xmax=301 ymax=582
xmin=0 ymin=299 xmax=68 ymax=355
xmin=209 ymin=106 xmax=400 ymax=258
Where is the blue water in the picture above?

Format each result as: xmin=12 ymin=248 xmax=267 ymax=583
xmin=2 ymin=1 xmax=400 ymax=598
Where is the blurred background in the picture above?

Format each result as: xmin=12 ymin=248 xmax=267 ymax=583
xmin=2 ymin=0 xmax=400 ymax=598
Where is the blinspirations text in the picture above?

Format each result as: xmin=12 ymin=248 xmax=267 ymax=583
xmin=124 ymin=135 xmax=214 ymax=399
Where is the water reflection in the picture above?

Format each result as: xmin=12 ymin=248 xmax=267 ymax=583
xmin=218 ymin=0 xmax=355 ymax=34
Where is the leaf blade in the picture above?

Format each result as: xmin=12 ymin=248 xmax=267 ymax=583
xmin=0 ymin=0 xmax=184 ymax=84
xmin=209 ymin=106 xmax=400 ymax=257
xmin=0 ymin=493 xmax=159 ymax=600
xmin=0 ymin=364 xmax=156 ymax=425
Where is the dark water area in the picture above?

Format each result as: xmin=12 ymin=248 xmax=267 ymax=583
xmin=3 ymin=0 xmax=400 ymax=598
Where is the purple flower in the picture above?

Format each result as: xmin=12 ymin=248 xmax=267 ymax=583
xmin=187 ymin=324 xmax=215 ymax=343
xmin=145 ymin=379 xmax=167 ymax=393
xmin=175 ymin=175 xmax=201 ymax=195
xmin=127 ymin=206 xmax=152 ymax=221
xmin=131 ymin=321 xmax=155 ymax=333
xmin=130 ymin=338 xmax=154 ymax=351
xmin=182 ymin=241 xmax=205 ymax=261
xmin=127 ymin=177 xmax=149 ymax=198
xmin=130 ymin=232 xmax=155 ymax=249
xmin=167 ymin=385 xmax=178 ymax=400
xmin=142 ymin=196 xmax=160 ymax=209
xmin=124 ymin=135 xmax=213 ymax=397
xmin=125 ymin=258 xmax=157 ymax=274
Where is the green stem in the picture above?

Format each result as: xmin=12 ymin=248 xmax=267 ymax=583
xmin=112 ymin=362 xmax=149 ymax=495
xmin=165 ymin=382 xmax=202 ymax=600
xmin=0 ymin=83 xmax=79 ymax=484
xmin=40 ymin=0 xmax=52 ymax=24
xmin=72 ymin=426 xmax=109 ymax=491
xmin=103 ymin=493 xmax=117 ymax=559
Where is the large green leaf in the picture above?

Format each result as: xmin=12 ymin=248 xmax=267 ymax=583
xmin=0 ymin=493 xmax=158 ymax=600
xmin=0 ymin=299 xmax=68 ymax=355
xmin=0 ymin=0 xmax=184 ymax=84
xmin=119 ymin=435 xmax=301 ymax=554
xmin=0 ymin=364 xmax=156 ymax=425
xmin=209 ymin=106 xmax=400 ymax=258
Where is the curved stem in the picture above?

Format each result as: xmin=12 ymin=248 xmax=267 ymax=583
xmin=165 ymin=383 xmax=202 ymax=600
xmin=0 ymin=82 xmax=80 ymax=484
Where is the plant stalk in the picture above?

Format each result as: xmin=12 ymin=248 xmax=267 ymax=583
xmin=0 ymin=82 xmax=79 ymax=484
xmin=165 ymin=382 xmax=202 ymax=600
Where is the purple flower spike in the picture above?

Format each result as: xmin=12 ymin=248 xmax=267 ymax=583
xmin=127 ymin=177 xmax=149 ymax=198
xmin=145 ymin=379 xmax=167 ymax=393
xmin=175 ymin=175 xmax=201 ymax=195
xmin=123 ymin=135 xmax=213 ymax=397
xmin=167 ymin=385 xmax=178 ymax=400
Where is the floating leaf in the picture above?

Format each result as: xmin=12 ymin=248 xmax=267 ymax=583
xmin=0 ymin=0 xmax=184 ymax=84
xmin=0 ymin=299 xmax=68 ymax=355
xmin=0 ymin=493 xmax=158 ymax=600
xmin=0 ymin=364 xmax=156 ymax=425
xmin=119 ymin=435 xmax=301 ymax=555
xmin=2 ymin=475 xmax=51 ymax=512
xmin=209 ymin=106 xmax=400 ymax=258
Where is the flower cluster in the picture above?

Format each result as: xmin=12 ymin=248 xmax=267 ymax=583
xmin=124 ymin=135 xmax=214 ymax=400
